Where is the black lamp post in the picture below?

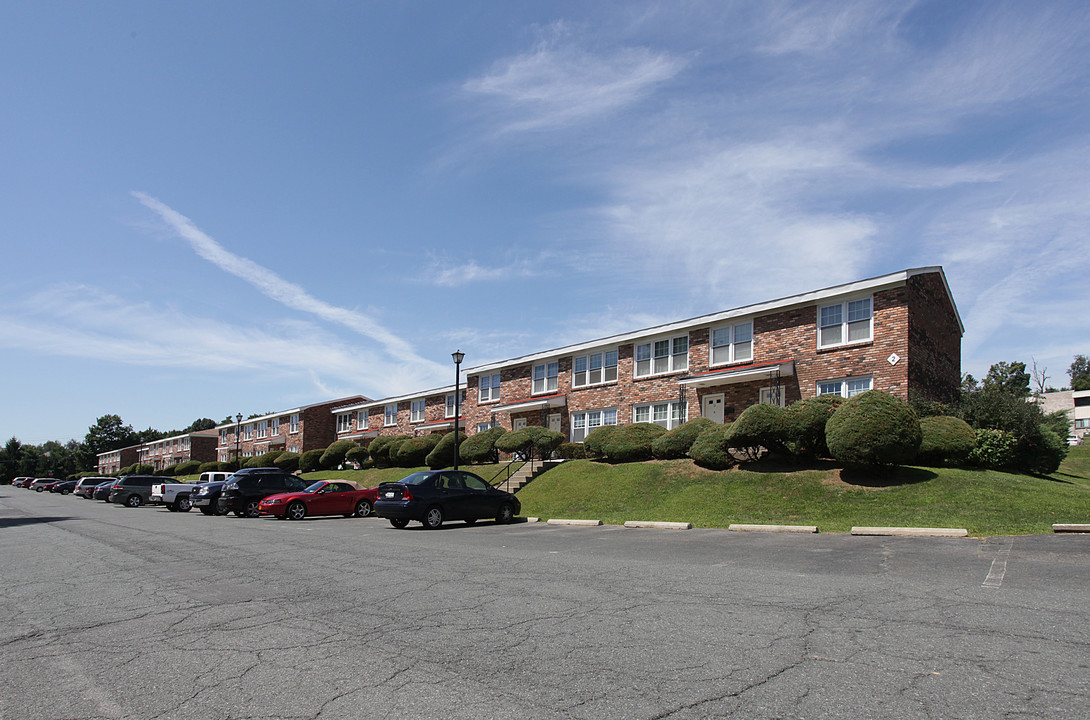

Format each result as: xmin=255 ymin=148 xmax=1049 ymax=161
xmin=452 ymin=350 xmax=464 ymax=471
xmin=235 ymin=412 xmax=243 ymax=469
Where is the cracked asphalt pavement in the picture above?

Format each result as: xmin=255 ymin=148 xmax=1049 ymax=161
xmin=2 ymin=487 xmax=1088 ymax=719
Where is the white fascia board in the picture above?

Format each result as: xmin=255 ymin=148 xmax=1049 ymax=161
xmin=334 ymin=386 xmax=457 ymax=414
xmin=465 ymin=267 xmax=949 ymax=376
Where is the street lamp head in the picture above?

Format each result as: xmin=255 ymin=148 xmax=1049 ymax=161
xmin=236 ymin=413 xmax=243 ymax=423
xmin=452 ymin=350 xmax=465 ymax=365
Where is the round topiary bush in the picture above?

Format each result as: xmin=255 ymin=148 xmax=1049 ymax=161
xmin=917 ymin=416 xmax=976 ymax=467
xmin=689 ymin=424 xmax=736 ymax=470
xmin=133 ymin=463 xmax=154 ymax=475
xmin=395 ymin=434 xmax=442 ymax=467
xmin=583 ymin=425 xmax=619 ymax=460
xmin=601 ymin=423 xmax=667 ymax=463
xmin=1021 ymin=428 xmax=1068 ymax=475
xmin=425 ymin=432 xmax=459 ymax=469
xmin=246 ymin=450 xmax=285 ymax=469
xmin=495 ymin=426 xmax=565 ymax=460
xmin=555 ymin=442 xmax=587 ymax=460
xmin=825 ymin=390 xmax=922 ymax=466
xmin=299 ymin=449 xmax=325 ymax=473
xmin=344 ymin=446 xmax=369 ymax=468
xmin=967 ymin=428 xmax=1016 ymax=469
xmin=319 ymin=440 xmax=359 ymax=470
xmin=174 ymin=460 xmax=201 ymax=476
xmin=725 ymin=403 xmax=788 ymax=460
xmin=198 ymin=461 xmax=220 ymax=473
xmin=273 ymin=452 xmax=300 ymax=473
xmin=651 ymin=417 xmax=717 ymax=460
xmin=368 ymin=435 xmax=411 ymax=467
xmin=784 ymin=395 xmax=844 ymax=459
xmin=459 ymin=426 xmax=506 ymax=464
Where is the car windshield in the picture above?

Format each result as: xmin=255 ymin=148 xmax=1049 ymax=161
xmin=399 ymin=472 xmax=435 ymax=486
xmin=303 ymin=482 xmax=326 ymax=494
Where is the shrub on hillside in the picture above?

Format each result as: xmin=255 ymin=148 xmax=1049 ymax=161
xmin=459 ymin=426 xmax=506 ymax=464
xmin=826 ymin=390 xmax=922 ymax=466
xmin=601 ymin=423 xmax=667 ymax=463
xmin=344 ymin=446 xmax=369 ymax=467
xmin=299 ymin=449 xmax=325 ymax=473
xmin=273 ymin=452 xmax=300 ymax=473
xmin=689 ymin=424 xmax=736 ymax=470
xmin=198 ymin=462 xmax=220 ymax=474
xmin=725 ymin=403 xmax=789 ymax=460
xmin=395 ymin=434 xmax=442 ymax=467
xmin=319 ymin=440 xmax=359 ymax=470
xmin=917 ymin=416 xmax=976 ymax=467
xmin=651 ymin=418 xmax=717 ymax=460
xmin=958 ymin=389 xmax=1069 ymax=473
xmin=368 ymin=435 xmax=410 ymax=467
xmin=154 ymin=466 xmax=174 ymax=476
xmin=425 ymin=432 xmax=459 ymax=469
xmin=174 ymin=460 xmax=201 ymax=476
xmin=967 ymin=429 xmax=1017 ymax=469
xmin=583 ymin=425 xmax=620 ymax=460
xmin=247 ymin=450 xmax=285 ymax=469
xmin=133 ymin=463 xmax=154 ymax=475
xmin=784 ymin=395 xmax=843 ymax=459
xmin=555 ymin=442 xmax=587 ymax=460
xmin=1022 ymin=429 xmax=1068 ymax=475
xmin=495 ymin=426 xmax=564 ymax=460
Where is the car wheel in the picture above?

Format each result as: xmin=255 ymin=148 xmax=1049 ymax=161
xmin=354 ymin=500 xmax=372 ymax=518
xmin=497 ymin=503 xmax=515 ymax=524
xmin=125 ymin=494 xmax=143 ymax=508
xmin=286 ymin=502 xmax=307 ymax=521
xmin=167 ymin=504 xmax=178 ymax=512
xmin=390 ymin=518 xmax=410 ymax=529
xmin=60 ymin=488 xmax=70 ymax=495
xmin=176 ymin=496 xmax=192 ymax=512
xmin=214 ymin=501 xmax=229 ymax=516
xmin=243 ymin=501 xmax=261 ymax=518
xmin=423 ymin=505 xmax=444 ymax=530
xmin=35 ymin=487 xmax=44 ymax=492
xmin=199 ymin=507 xmax=213 ymax=516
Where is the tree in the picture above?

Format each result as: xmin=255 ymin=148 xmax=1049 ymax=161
xmin=1031 ymin=358 xmax=1050 ymax=396
xmin=982 ymin=361 xmax=1030 ymax=397
xmin=184 ymin=418 xmax=217 ymax=433
xmin=1069 ymin=355 xmax=1090 ymax=391
xmin=82 ymin=415 xmax=139 ymax=468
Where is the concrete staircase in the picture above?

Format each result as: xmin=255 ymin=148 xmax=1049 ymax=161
xmin=495 ymin=460 xmax=558 ymax=494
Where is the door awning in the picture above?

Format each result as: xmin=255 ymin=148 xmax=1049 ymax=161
xmin=678 ymin=360 xmax=795 ymax=389
xmin=492 ymin=394 xmax=567 ymax=414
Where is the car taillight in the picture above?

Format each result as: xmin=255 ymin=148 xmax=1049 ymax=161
xmin=400 ymin=488 xmax=413 ymax=501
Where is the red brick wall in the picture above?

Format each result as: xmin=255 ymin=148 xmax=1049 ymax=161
xmin=906 ymin=273 xmax=962 ymax=402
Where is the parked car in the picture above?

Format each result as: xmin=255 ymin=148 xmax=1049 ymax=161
xmin=74 ymin=477 xmax=112 ymax=498
xmin=49 ymin=480 xmax=78 ymax=495
xmin=30 ymin=478 xmax=60 ymax=492
xmin=107 ymin=475 xmax=161 ymax=507
xmin=191 ymin=480 xmax=231 ymax=515
xmin=91 ymin=480 xmax=116 ymax=501
xmin=218 ymin=468 xmax=308 ymax=518
xmin=259 ymin=480 xmax=379 ymax=521
xmin=13 ymin=477 xmax=34 ymax=488
xmin=374 ymin=470 xmax=520 ymax=529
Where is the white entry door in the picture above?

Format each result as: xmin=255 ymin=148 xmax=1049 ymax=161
xmin=548 ymin=413 xmax=562 ymax=433
xmin=513 ymin=418 xmax=527 ymax=431
xmin=702 ymin=394 xmax=725 ymax=424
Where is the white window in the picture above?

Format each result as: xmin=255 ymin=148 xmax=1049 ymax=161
xmin=635 ymin=335 xmax=688 ymax=377
xmin=533 ymin=362 xmax=559 ymax=394
xmin=819 ymin=297 xmax=872 ymax=348
xmin=446 ymin=391 xmax=463 ymax=418
xmin=477 ymin=421 xmax=499 ymax=433
xmin=271 ymin=417 xmax=280 ymax=435
xmin=817 ymin=376 xmax=872 ymax=398
xmin=243 ymin=424 xmax=253 ymax=441
xmin=288 ymin=445 xmax=299 ymax=453
xmin=289 ymin=414 xmax=300 ymax=434
xmin=573 ymin=350 xmax=619 ymax=387
xmin=633 ymin=401 xmax=688 ymax=430
xmin=570 ymin=408 xmax=618 ymax=443
xmin=760 ymin=386 xmax=787 ymax=407
xmin=711 ymin=322 xmax=753 ymax=365
xmin=384 ymin=404 xmax=398 ymax=427
xmin=220 ymin=429 xmax=229 ymax=443
xmin=336 ymin=413 xmax=352 ymax=433
xmin=256 ymin=421 xmax=268 ymax=439
xmin=411 ymin=399 xmax=426 ymax=423
xmin=479 ymin=374 xmax=501 ymax=403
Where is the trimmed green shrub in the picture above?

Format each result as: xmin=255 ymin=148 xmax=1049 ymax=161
xmin=967 ymin=428 xmax=1017 ymax=469
xmin=395 ymin=434 xmax=442 ymax=467
xmin=583 ymin=425 xmax=619 ymax=460
xmin=555 ymin=442 xmax=587 ymax=460
xmin=154 ymin=466 xmax=173 ymax=476
xmin=689 ymin=424 xmax=736 ymax=470
xmin=784 ymin=395 xmax=843 ymax=459
xmin=459 ymin=426 xmax=507 ymax=464
xmin=725 ymin=403 xmax=788 ymax=460
xmin=1022 ymin=429 xmax=1068 ymax=475
xmin=495 ymin=426 xmax=565 ymax=460
xmin=299 ymin=449 xmax=325 ymax=473
xmin=826 ymin=390 xmax=922 ymax=466
xmin=247 ymin=450 xmax=285 ymax=469
xmin=273 ymin=452 xmax=300 ymax=473
xmin=368 ymin=435 xmax=411 ymax=467
xmin=601 ymin=423 xmax=667 ymax=463
xmin=917 ymin=416 xmax=976 ymax=467
xmin=652 ymin=418 xmax=717 ymax=460
xmin=425 ymin=432 xmax=459 ymax=469
xmin=197 ymin=461 xmax=220 ymax=474
xmin=221 ymin=458 xmax=242 ymax=472
xmin=173 ymin=460 xmax=200 ymax=476
xmin=344 ymin=446 xmax=369 ymax=467
xmin=319 ymin=440 xmax=359 ymax=470
xmin=133 ymin=463 xmax=154 ymax=475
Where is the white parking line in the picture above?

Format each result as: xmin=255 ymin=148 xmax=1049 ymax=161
xmin=983 ymin=539 xmax=1013 ymax=588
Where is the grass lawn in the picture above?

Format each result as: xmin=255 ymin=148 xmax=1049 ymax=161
xmin=513 ymin=445 xmax=1090 ymax=536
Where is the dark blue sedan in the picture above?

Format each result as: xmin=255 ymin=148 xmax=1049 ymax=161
xmin=374 ymin=470 xmax=520 ymax=529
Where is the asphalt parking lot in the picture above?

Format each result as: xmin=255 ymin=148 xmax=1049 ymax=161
xmin=2 ymin=487 xmax=1089 ymax=719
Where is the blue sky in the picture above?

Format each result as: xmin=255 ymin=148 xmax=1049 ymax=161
xmin=3 ymin=0 xmax=1089 ymax=445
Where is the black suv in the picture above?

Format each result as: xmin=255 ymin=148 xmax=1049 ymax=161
xmin=218 ymin=468 xmax=308 ymax=518
xmin=107 ymin=475 xmax=161 ymax=507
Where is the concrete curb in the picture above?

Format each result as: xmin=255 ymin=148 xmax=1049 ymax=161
xmin=729 ymin=524 xmax=818 ymax=533
xmin=623 ymin=521 xmax=692 ymax=530
xmin=1052 ymin=524 xmax=1090 ymax=533
xmin=523 ymin=517 xmax=541 ymax=523
xmin=851 ymin=526 xmax=968 ymax=537
xmin=546 ymin=518 xmax=602 ymax=526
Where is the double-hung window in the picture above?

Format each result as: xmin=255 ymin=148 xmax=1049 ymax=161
xmin=819 ymin=297 xmax=872 ymax=348
xmin=635 ymin=336 xmax=688 ymax=377
xmin=411 ymin=399 xmax=426 ymax=423
xmin=477 ymin=420 xmax=499 ymax=433
xmin=384 ymin=404 xmax=398 ymax=427
xmin=479 ymin=374 xmax=501 ymax=403
xmin=573 ymin=350 xmax=618 ymax=387
xmin=533 ymin=362 xmax=559 ymax=394
xmin=711 ymin=322 xmax=753 ymax=365
xmin=289 ymin=414 xmax=300 ymax=434
xmin=256 ymin=421 xmax=268 ymax=439
xmin=271 ymin=417 xmax=280 ymax=435
xmin=446 ymin=391 xmax=463 ymax=418
xmin=336 ymin=414 xmax=352 ymax=433
xmin=817 ymin=376 xmax=872 ymax=398
xmin=357 ymin=411 xmax=367 ymax=430
xmin=633 ymin=401 xmax=687 ymax=430
xmin=243 ymin=424 xmax=253 ymax=441
xmin=570 ymin=408 xmax=618 ymax=443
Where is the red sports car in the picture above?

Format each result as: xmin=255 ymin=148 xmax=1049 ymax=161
xmin=259 ymin=480 xmax=379 ymax=521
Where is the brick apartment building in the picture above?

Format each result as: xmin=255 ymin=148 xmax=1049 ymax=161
xmin=97 ymin=444 xmax=142 ymax=475
xmin=138 ymin=430 xmax=219 ymax=470
xmin=335 ymin=267 xmax=962 ymax=445
xmin=216 ymin=395 xmax=367 ymax=462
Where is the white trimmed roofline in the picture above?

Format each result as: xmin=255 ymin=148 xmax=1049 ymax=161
xmin=333 ymin=385 xmax=457 ymax=414
xmin=462 ymin=267 xmax=963 ymax=376
xmin=215 ymin=395 xmax=369 ymax=430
